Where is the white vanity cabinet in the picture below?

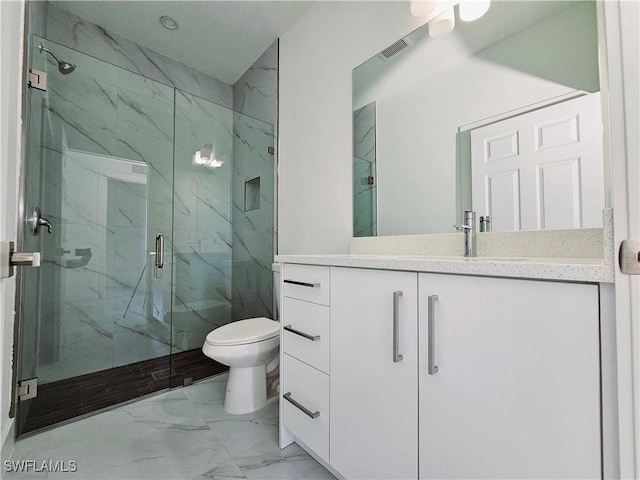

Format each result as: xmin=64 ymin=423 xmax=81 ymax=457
xmin=279 ymin=263 xmax=602 ymax=479
xmin=330 ymin=267 xmax=418 ymax=479
xmin=280 ymin=264 xmax=331 ymax=463
xmin=418 ymin=273 xmax=601 ymax=479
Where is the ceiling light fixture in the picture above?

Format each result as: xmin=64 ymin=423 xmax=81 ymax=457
xmin=160 ymin=15 xmax=179 ymax=30
xmin=428 ymin=7 xmax=455 ymax=38
xmin=419 ymin=1 xmax=491 ymax=38
xmin=193 ymin=144 xmax=223 ymax=169
xmin=459 ymin=0 xmax=491 ymax=22
xmin=410 ymin=0 xmax=437 ymax=17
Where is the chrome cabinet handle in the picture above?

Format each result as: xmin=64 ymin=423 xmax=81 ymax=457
xmin=428 ymin=295 xmax=439 ymax=375
xmin=155 ymin=233 xmax=164 ymax=269
xmin=283 ymin=392 xmax=320 ymax=419
xmin=283 ymin=279 xmax=320 ymax=288
xmin=393 ymin=290 xmax=403 ymax=363
xmin=284 ymin=325 xmax=320 ymax=341
xmin=29 ymin=207 xmax=53 ymax=235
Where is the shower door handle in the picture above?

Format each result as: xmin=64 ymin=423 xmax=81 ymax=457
xmin=155 ymin=233 xmax=164 ymax=269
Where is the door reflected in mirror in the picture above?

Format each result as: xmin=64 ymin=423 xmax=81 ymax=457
xmin=353 ymin=0 xmax=606 ymax=237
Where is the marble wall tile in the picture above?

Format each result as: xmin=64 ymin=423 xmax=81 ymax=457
xmin=28 ymin=4 xmax=279 ymax=388
xmin=353 ymin=102 xmax=375 ymax=162
xmin=353 ymin=102 xmax=377 ymax=237
xmin=353 ymin=158 xmax=376 ymax=237
xmin=27 ymin=1 xmax=47 ymax=38
xmin=231 ymin=114 xmax=275 ymax=321
xmin=172 ymin=92 xmax=234 ymax=350
xmin=45 ymin=3 xmax=233 ymax=108
xmin=233 ymin=43 xmax=278 ymax=317
xmin=233 ymin=41 xmax=278 ymax=126
xmin=31 ymin=36 xmax=179 ymax=381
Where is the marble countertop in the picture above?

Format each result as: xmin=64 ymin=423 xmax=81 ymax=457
xmin=274 ymin=254 xmax=614 ymax=283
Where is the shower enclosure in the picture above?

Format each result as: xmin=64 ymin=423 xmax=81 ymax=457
xmin=15 ymin=36 xmax=275 ymax=436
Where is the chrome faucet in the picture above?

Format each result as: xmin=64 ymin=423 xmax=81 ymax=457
xmin=454 ymin=210 xmax=477 ymax=257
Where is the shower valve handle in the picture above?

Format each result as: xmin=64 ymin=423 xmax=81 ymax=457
xmin=29 ymin=207 xmax=53 ymax=235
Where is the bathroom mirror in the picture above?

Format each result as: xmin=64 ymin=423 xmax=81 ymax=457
xmin=353 ymin=0 xmax=606 ymax=236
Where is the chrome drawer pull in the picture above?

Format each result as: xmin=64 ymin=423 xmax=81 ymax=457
xmin=393 ymin=291 xmax=403 ymax=363
xmin=284 ymin=279 xmax=321 ymax=288
xmin=428 ymin=295 xmax=439 ymax=375
xmin=283 ymin=392 xmax=320 ymax=419
xmin=284 ymin=325 xmax=320 ymax=341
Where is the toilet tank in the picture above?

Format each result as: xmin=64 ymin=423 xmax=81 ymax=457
xmin=272 ymin=263 xmax=281 ymax=320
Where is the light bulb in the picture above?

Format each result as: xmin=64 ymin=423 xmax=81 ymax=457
xmin=410 ymin=0 xmax=437 ymax=18
xmin=459 ymin=0 xmax=490 ymax=22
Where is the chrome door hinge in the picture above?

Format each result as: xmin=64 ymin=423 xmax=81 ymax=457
xmin=619 ymin=240 xmax=640 ymax=275
xmin=18 ymin=378 xmax=37 ymax=401
xmin=1 ymin=241 xmax=41 ymax=279
xmin=28 ymin=69 xmax=47 ymax=91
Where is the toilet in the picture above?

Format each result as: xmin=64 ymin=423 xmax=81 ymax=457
xmin=202 ymin=264 xmax=281 ymax=415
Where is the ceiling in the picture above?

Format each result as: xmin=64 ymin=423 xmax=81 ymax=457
xmin=354 ymin=0 xmax=584 ymax=106
xmin=53 ymin=1 xmax=314 ymax=84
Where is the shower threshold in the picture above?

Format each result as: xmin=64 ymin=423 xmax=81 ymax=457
xmin=18 ymin=349 xmax=226 ymax=436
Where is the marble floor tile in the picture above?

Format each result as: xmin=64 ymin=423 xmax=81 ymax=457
xmin=4 ymin=431 xmax=56 ymax=480
xmin=233 ymin=441 xmax=335 ymax=480
xmin=8 ymin=375 xmax=335 ymax=480
xmin=194 ymin=458 xmax=247 ymax=480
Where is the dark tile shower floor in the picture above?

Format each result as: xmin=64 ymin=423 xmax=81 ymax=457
xmin=20 ymin=349 xmax=226 ymax=434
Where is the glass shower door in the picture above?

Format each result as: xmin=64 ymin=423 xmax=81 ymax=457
xmin=16 ymin=37 xmax=175 ymax=435
xmin=170 ymin=94 xmax=275 ymax=386
xmin=353 ymin=102 xmax=377 ymax=237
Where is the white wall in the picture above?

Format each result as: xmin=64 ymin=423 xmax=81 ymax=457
xmin=0 ymin=0 xmax=25 ymax=458
xmin=278 ymin=1 xmax=423 ymax=254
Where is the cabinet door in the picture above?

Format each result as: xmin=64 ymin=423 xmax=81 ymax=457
xmin=418 ymin=274 xmax=600 ymax=479
xmin=331 ymin=267 xmax=418 ymax=479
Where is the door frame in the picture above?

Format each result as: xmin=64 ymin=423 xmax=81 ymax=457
xmin=0 ymin=0 xmax=26 ymax=454
xmin=8 ymin=0 xmax=34 ymax=430
xmin=601 ymin=1 xmax=639 ymax=477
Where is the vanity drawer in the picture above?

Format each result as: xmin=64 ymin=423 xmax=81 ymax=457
xmin=282 ymin=354 xmax=329 ymax=462
xmin=282 ymin=297 xmax=329 ymax=373
xmin=282 ymin=264 xmax=330 ymax=306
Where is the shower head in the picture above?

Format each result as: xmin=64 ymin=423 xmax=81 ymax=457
xmin=39 ymin=44 xmax=76 ymax=75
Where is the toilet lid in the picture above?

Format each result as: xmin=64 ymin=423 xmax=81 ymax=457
xmin=205 ymin=317 xmax=279 ymax=346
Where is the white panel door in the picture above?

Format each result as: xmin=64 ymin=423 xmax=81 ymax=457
xmin=331 ymin=267 xmax=418 ymax=479
xmin=418 ymin=273 xmax=601 ymax=479
xmin=471 ymin=93 xmax=604 ymax=231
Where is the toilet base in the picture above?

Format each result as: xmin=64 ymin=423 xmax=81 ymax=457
xmin=224 ymin=365 xmax=269 ymax=415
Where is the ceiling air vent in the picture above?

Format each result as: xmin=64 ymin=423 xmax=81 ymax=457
xmin=378 ymin=37 xmax=413 ymax=60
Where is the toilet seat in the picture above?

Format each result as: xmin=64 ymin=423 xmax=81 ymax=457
xmin=205 ymin=317 xmax=279 ymax=346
